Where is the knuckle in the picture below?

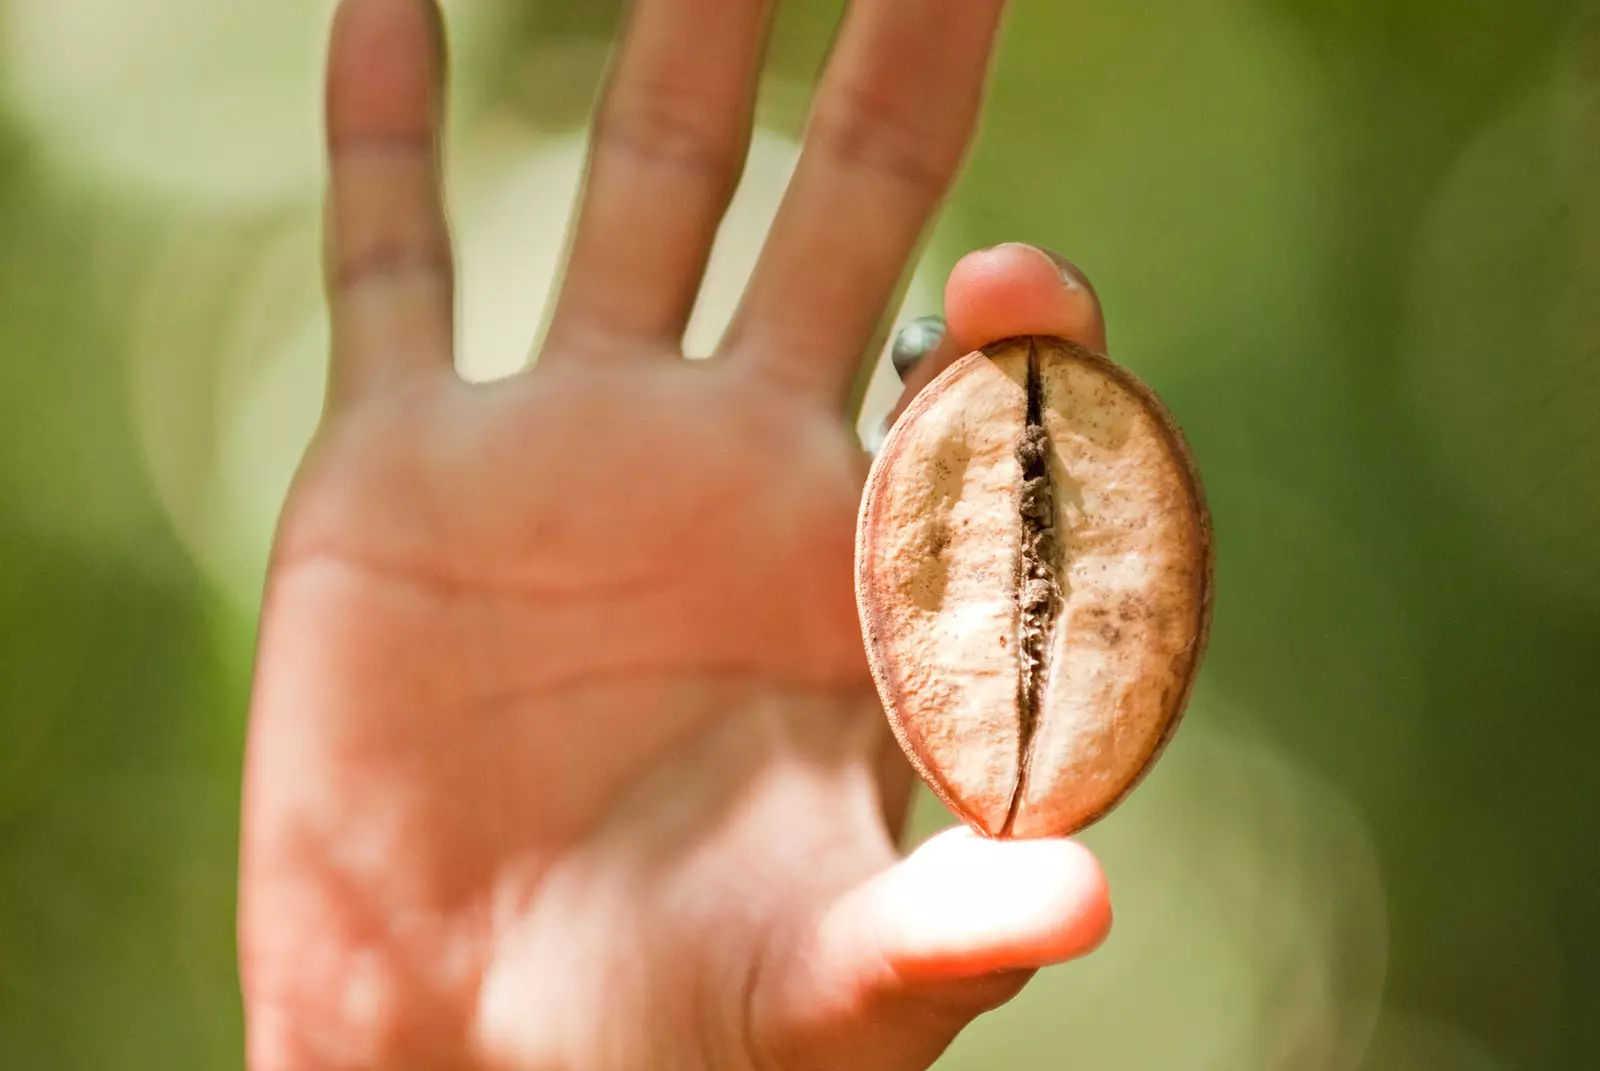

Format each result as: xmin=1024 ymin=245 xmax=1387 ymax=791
xmin=595 ymin=84 xmax=741 ymax=186
xmin=333 ymin=241 xmax=453 ymax=297
xmin=808 ymin=78 xmax=961 ymax=197
xmin=328 ymin=132 xmax=435 ymax=163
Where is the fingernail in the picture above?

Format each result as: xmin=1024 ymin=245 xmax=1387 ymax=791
xmin=891 ymin=315 xmax=947 ymax=379
xmin=991 ymin=242 xmax=1099 ymax=299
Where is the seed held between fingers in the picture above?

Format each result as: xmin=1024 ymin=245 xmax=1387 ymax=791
xmin=855 ymin=335 xmax=1213 ymax=839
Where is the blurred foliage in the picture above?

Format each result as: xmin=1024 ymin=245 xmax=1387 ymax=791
xmin=1 ymin=0 xmax=1597 ymax=1068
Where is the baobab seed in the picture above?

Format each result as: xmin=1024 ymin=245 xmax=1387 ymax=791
xmin=854 ymin=336 xmax=1213 ymax=839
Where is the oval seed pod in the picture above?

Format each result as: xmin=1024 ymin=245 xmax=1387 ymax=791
xmin=855 ymin=336 xmax=1213 ymax=839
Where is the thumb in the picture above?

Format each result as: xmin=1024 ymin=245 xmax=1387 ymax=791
xmin=760 ymin=828 xmax=1112 ymax=1070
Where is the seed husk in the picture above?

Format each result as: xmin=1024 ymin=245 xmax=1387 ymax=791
xmin=855 ymin=335 xmax=1213 ymax=839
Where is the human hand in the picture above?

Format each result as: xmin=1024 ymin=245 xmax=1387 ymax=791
xmin=240 ymin=2 xmax=1114 ymax=1068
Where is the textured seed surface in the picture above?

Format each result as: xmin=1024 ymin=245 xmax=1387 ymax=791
xmin=855 ymin=336 xmax=1213 ymax=839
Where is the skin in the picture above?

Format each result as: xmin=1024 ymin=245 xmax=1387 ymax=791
xmin=240 ymin=1 xmax=1121 ymax=1067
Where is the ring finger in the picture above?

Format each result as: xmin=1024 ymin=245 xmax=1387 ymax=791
xmin=885 ymin=243 xmax=1108 ymax=429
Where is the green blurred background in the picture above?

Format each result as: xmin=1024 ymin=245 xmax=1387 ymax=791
xmin=2 ymin=0 xmax=1597 ymax=1067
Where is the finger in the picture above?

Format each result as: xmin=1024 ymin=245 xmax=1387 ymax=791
xmin=946 ymin=242 xmax=1107 ymax=353
xmin=884 ymin=243 xmax=1106 ymax=431
xmin=761 ymin=829 xmax=1112 ymax=1069
xmin=541 ymin=0 xmax=773 ymax=360
xmin=723 ymin=0 xmax=1007 ymax=404
xmin=842 ymin=828 xmax=1110 ymax=979
xmin=324 ymin=0 xmax=455 ymax=402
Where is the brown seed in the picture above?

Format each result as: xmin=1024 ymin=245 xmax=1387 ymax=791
xmin=855 ymin=336 xmax=1213 ymax=839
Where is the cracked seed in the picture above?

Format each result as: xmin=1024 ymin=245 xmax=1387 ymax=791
xmin=855 ymin=335 xmax=1214 ymax=839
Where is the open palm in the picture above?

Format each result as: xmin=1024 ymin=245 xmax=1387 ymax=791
xmin=240 ymin=2 xmax=1112 ymax=1069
